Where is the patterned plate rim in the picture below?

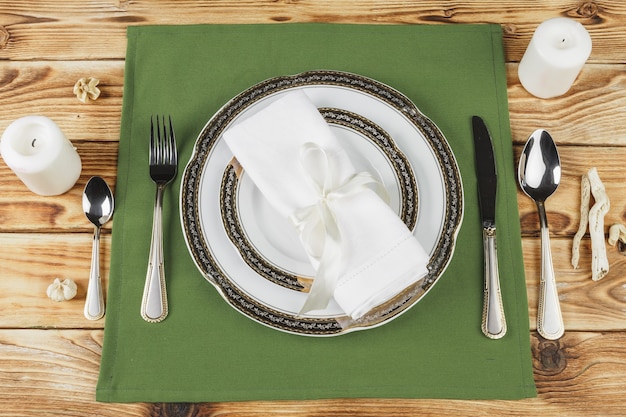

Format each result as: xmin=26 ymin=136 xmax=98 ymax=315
xmin=180 ymin=70 xmax=463 ymax=336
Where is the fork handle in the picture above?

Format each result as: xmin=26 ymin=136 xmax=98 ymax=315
xmin=141 ymin=185 xmax=169 ymax=323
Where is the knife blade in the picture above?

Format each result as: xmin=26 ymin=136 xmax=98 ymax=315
xmin=472 ymin=115 xmax=507 ymax=339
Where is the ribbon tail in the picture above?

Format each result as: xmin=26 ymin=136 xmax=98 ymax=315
xmin=297 ymin=204 xmax=342 ymax=315
xmin=297 ymin=263 xmax=335 ymax=315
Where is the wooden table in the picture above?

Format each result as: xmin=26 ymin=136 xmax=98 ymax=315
xmin=1 ymin=1 xmax=625 ymax=415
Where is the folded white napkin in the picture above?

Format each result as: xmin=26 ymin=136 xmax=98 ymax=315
xmin=223 ymin=90 xmax=429 ymax=319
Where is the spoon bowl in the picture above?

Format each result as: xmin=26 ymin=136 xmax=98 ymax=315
xmin=82 ymin=176 xmax=114 ymax=320
xmin=518 ymin=130 xmax=561 ymax=203
xmin=518 ymin=129 xmax=564 ymax=340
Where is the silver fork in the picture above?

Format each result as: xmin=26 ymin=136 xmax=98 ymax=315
xmin=141 ymin=115 xmax=177 ymax=323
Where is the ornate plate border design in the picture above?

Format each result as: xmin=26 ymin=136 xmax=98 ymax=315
xmin=220 ymin=107 xmax=418 ymax=292
xmin=180 ymin=70 xmax=463 ymax=336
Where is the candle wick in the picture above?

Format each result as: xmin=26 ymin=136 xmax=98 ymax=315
xmin=31 ymin=138 xmax=37 ymax=147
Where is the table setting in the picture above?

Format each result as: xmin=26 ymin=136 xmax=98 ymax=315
xmin=4 ymin=3 xmax=626 ymax=414
xmin=93 ymin=22 xmax=536 ymax=402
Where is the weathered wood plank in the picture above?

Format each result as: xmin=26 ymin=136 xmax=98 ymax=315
xmin=0 ymin=329 xmax=146 ymax=416
xmin=0 ymin=62 xmax=624 ymax=237
xmin=0 ymin=61 xmax=124 ymax=142
xmin=2 ymin=233 xmax=625 ymax=332
xmin=514 ymin=145 xmax=626 ymax=238
xmin=2 ymin=140 xmax=625 ymax=236
xmin=523 ymin=237 xmax=626 ymax=331
xmin=1 ymin=329 xmax=626 ymax=416
xmin=0 ymin=1 xmax=624 ymax=62
xmin=507 ymin=63 xmax=626 ymax=147
xmin=0 ymin=234 xmax=111 ymax=329
xmin=0 ymin=140 xmax=118 ymax=233
xmin=1 ymin=61 xmax=625 ymax=148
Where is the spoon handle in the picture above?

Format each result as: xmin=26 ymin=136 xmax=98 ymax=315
xmin=84 ymin=226 xmax=105 ymax=320
xmin=537 ymin=202 xmax=564 ymax=340
xmin=141 ymin=185 xmax=168 ymax=323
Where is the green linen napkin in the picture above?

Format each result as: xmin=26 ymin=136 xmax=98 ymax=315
xmin=97 ymin=23 xmax=536 ymax=402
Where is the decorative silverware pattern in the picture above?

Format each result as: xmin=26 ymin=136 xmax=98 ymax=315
xmin=472 ymin=116 xmax=506 ymax=339
xmin=518 ymin=129 xmax=564 ymax=340
xmin=141 ymin=115 xmax=177 ymax=323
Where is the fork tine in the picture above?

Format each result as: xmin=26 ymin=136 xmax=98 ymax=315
xmin=149 ymin=115 xmax=156 ymax=164
xmin=167 ymin=115 xmax=177 ymax=165
xmin=162 ymin=115 xmax=170 ymax=164
xmin=157 ymin=114 xmax=164 ymax=164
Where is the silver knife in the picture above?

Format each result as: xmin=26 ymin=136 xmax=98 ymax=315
xmin=472 ymin=116 xmax=507 ymax=339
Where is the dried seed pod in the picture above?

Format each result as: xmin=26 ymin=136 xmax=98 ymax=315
xmin=571 ymin=170 xmax=591 ymax=269
xmin=608 ymin=223 xmax=626 ymax=247
xmin=571 ymin=168 xmax=610 ymax=280
xmin=73 ymin=77 xmax=101 ymax=103
xmin=587 ymin=168 xmax=610 ymax=281
xmin=46 ymin=278 xmax=78 ymax=302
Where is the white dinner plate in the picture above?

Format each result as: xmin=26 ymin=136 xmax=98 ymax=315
xmin=180 ymin=70 xmax=463 ymax=336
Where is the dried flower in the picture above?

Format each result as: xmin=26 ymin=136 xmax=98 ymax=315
xmin=73 ymin=77 xmax=101 ymax=103
xmin=46 ymin=278 xmax=78 ymax=302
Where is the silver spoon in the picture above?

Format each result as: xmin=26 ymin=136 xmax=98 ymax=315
xmin=518 ymin=129 xmax=564 ymax=340
xmin=82 ymin=176 xmax=114 ymax=321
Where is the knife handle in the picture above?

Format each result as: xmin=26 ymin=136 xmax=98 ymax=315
xmin=482 ymin=227 xmax=507 ymax=339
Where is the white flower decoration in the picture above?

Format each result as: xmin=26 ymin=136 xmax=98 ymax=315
xmin=73 ymin=77 xmax=101 ymax=103
xmin=46 ymin=278 xmax=78 ymax=302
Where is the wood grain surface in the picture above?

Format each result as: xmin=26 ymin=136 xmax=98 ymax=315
xmin=2 ymin=1 xmax=626 ymax=416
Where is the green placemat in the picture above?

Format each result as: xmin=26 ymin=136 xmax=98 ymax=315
xmin=97 ymin=23 xmax=536 ymax=402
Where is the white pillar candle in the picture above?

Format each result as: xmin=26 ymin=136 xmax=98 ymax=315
xmin=1 ymin=116 xmax=81 ymax=196
xmin=518 ymin=18 xmax=592 ymax=99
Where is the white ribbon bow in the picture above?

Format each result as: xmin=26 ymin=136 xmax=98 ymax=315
xmin=290 ymin=142 xmax=386 ymax=315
